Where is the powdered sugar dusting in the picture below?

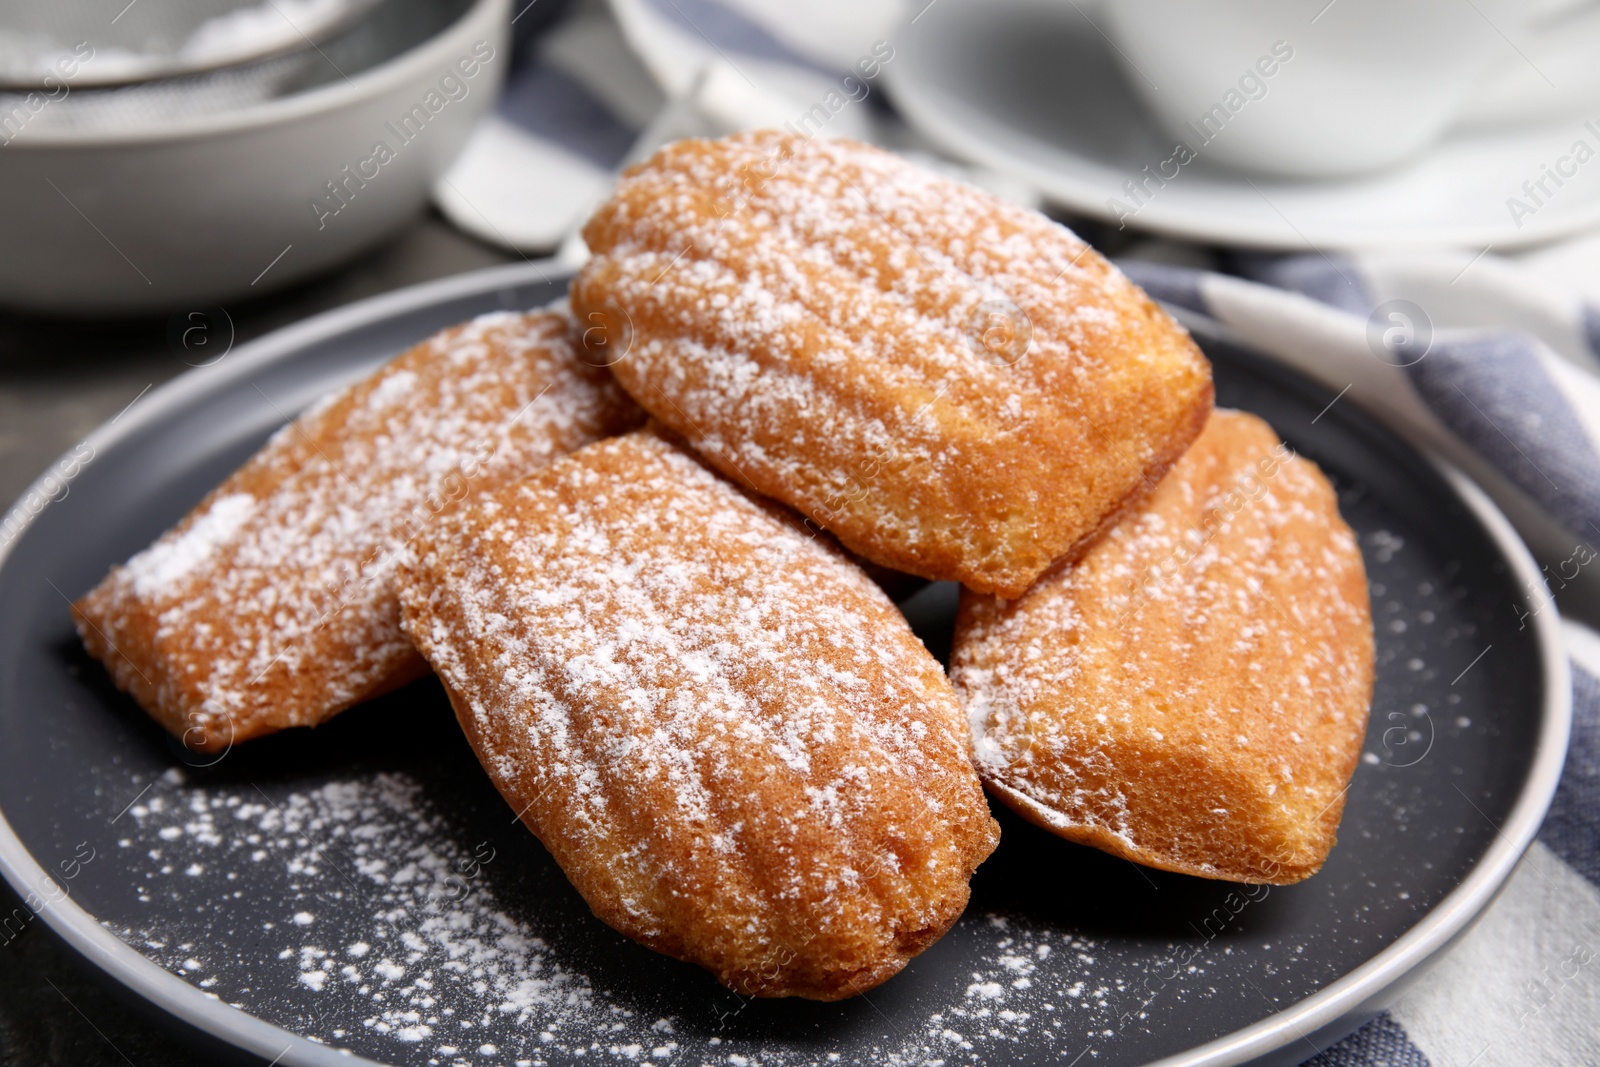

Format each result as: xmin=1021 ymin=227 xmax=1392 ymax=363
xmin=953 ymin=411 xmax=1373 ymax=878
xmin=105 ymin=766 xmax=1185 ymax=1066
xmin=398 ymin=430 xmax=995 ymax=1000
xmin=75 ymin=307 xmax=641 ymax=748
xmin=108 ymin=770 xmax=628 ymax=1059
xmin=125 ymin=492 xmax=256 ymax=598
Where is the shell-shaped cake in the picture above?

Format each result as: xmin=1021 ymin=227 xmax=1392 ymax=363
xmin=572 ymin=132 xmax=1213 ymax=597
xmin=74 ymin=308 xmax=642 ymax=751
xmin=396 ymin=429 xmax=999 ymax=999
xmin=952 ymin=411 xmax=1373 ymax=884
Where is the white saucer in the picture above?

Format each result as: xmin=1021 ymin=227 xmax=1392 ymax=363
xmin=883 ymin=0 xmax=1600 ymax=250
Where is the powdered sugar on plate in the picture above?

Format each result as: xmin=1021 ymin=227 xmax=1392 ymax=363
xmin=102 ymin=763 xmax=1199 ymax=1067
xmin=109 ymin=769 xmax=627 ymax=1060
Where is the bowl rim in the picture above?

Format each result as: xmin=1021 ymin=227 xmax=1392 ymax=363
xmin=879 ymin=3 xmax=1600 ymax=252
xmin=0 ymin=261 xmax=1573 ymax=1067
xmin=1 ymin=0 xmax=508 ymax=147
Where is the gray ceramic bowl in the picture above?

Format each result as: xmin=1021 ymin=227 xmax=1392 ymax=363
xmin=0 ymin=0 xmax=507 ymax=315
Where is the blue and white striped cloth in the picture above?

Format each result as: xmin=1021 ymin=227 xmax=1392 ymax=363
xmin=434 ymin=4 xmax=1600 ymax=1062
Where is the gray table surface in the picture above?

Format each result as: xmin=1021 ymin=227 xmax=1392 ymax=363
xmin=0 ymin=212 xmax=518 ymax=1067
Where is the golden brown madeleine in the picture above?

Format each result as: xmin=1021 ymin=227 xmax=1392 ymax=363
xmin=951 ymin=411 xmax=1373 ymax=884
xmin=572 ymin=132 xmax=1213 ymax=597
xmin=73 ymin=308 xmax=643 ymax=752
xmin=396 ymin=429 xmax=998 ymax=999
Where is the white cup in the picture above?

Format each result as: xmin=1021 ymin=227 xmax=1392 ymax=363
xmin=1102 ymin=0 xmax=1597 ymax=177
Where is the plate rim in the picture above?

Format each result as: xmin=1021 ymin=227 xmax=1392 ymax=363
xmin=0 ymin=259 xmax=1573 ymax=1067
xmin=881 ymin=1 xmax=1600 ymax=251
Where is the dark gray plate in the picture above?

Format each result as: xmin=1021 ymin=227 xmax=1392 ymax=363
xmin=0 ymin=263 xmax=1570 ymax=1067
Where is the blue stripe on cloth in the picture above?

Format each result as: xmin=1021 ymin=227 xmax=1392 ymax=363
xmin=1538 ymin=663 xmax=1600 ymax=887
xmin=1116 ymin=261 xmax=1209 ymax=317
xmin=494 ymin=60 xmax=639 ymax=169
xmin=1403 ymin=334 xmax=1600 ymax=542
xmin=640 ymin=0 xmax=830 ymax=72
xmin=1299 ymin=1011 xmax=1431 ymax=1067
xmin=1582 ymin=304 xmax=1600 ymax=363
xmin=1231 ymin=252 xmax=1373 ymax=317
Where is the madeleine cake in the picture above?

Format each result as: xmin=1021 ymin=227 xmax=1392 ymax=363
xmin=951 ymin=411 xmax=1373 ymax=884
xmin=571 ymin=132 xmax=1213 ymax=597
xmin=74 ymin=307 xmax=642 ymax=752
xmin=396 ymin=429 xmax=999 ymax=999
